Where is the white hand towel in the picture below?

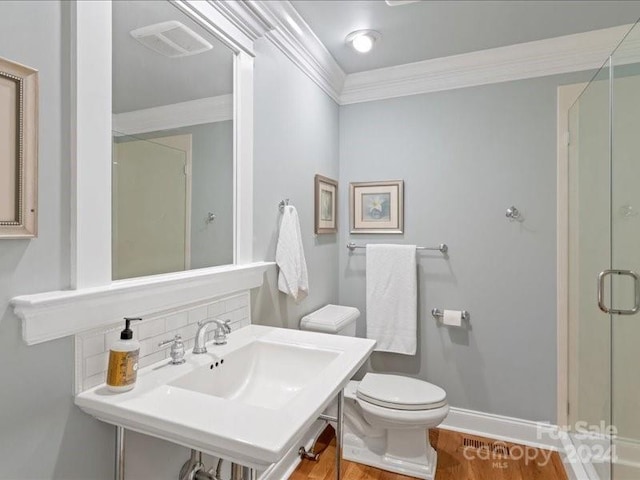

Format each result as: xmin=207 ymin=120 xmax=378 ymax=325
xmin=276 ymin=205 xmax=309 ymax=302
xmin=366 ymin=244 xmax=417 ymax=355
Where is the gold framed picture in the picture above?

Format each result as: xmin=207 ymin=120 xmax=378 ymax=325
xmin=314 ymin=174 xmax=337 ymax=234
xmin=0 ymin=55 xmax=38 ymax=238
xmin=350 ymin=180 xmax=404 ymax=234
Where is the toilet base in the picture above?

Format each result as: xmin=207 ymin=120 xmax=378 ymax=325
xmin=342 ymin=427 xmax=438 ymax=480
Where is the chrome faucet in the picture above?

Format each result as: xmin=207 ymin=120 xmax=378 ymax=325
xmin=193 ymin=319 xmax=232 ymax=354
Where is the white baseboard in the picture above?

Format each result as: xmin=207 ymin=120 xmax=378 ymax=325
xmin=440 ymin=408 xmax=640 ymax=480
xmin=440 ymin=407 xmax=600 ymax=480
xmin=616 ymin=436 xmax=640 ymax=469
xmin=441 ymin=407 xmax=563 ymax=451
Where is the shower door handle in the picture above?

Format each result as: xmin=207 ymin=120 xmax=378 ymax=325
xmin=597 ymin=269 xmax=640 ymax=315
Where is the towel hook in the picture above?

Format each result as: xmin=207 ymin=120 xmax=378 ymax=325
xmin=278 ymin=199 xmax=290 ymax=213
xmin=505 ymin=206 xmax=522 ymax=221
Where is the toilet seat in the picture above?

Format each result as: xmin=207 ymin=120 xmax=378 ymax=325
xmin=356 ymin=373 xmax=447 ymax=411
xmin=357 ymin=396 xmax=450 ymax=428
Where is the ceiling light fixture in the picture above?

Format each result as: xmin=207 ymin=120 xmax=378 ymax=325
xmin=345 ymin=30 xmax=381 ymax=54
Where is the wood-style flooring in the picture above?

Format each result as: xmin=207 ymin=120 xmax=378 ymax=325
xmin=289 ymin=428 xmax=568 ymax=480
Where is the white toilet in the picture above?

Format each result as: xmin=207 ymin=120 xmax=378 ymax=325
xmin=300 ymin=304 xmax=449 ymax=480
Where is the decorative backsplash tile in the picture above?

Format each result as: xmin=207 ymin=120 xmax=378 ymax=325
xmin=74 ymin=291 xmax=251 ymax=393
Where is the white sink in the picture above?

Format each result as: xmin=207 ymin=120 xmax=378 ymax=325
xmin=169 ymin=340 xmax=340 ymax=409
xmin=75 ymin=325 xmax=375 ymax=469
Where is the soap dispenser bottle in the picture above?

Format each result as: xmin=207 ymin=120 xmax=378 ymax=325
xmin=106 ymin=317 xmax=141 ymax=392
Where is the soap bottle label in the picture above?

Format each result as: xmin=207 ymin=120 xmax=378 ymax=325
xmin=107 ymin=350 xmax=139 ymax=387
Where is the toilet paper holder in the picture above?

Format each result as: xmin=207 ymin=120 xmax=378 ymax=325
xmin=431 ymin=308 xmax=470 ymax=322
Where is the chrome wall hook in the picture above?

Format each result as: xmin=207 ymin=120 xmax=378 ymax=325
xmin=506 ymin=206 xmax=522 ymax=221
xmin=620 ymin=204 xmax=638 ymax=218
xmin=278 ymin=199 xmax=290 ymax=213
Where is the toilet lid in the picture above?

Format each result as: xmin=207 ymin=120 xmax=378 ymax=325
xmin=299 ymin=305 xmax=360 ymax=333
xmin=356 ymin=373 xmax=447 ymax=411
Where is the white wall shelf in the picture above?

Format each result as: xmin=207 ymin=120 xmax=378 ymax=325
xmin=12 ymin=262 xmax=274 ymax=345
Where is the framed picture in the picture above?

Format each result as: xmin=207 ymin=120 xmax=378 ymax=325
xmin=0 ymin=55 xmax=38 ymax=238
xmin=314 ymin=174 xmax=338 ymax=234
xmin=350 ymin=180 xmax=404 ymax=234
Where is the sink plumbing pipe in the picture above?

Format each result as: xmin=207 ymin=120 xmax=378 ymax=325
xmin=299 ymin=405 xmax=348 ymax=463
xmin=179 ymin=450 xmax=224 ymax=480
xmin=230 ymin=464 xmax=257 ymax=480
xmin=298 ymin=419 xmax=330 ymax=461
xmin=178 ymin=450 xmax=203 ymax=480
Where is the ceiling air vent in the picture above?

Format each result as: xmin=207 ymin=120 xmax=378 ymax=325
xmin=130 ymin=21 xmax=212 ymax=58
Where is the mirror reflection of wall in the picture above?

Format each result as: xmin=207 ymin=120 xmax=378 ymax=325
xmin=112 ymin=0 xmax=234 ymax=281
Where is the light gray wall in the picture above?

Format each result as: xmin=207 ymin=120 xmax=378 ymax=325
xmin=0 ymin=2 xmax=113 ymax=479
xmin=251 ymin=38 xmax=340 ymax=329
xmin=188 ymin=121 xmax=234 ymax=269
xmin=338 ymin=72 xmax=593 ymax=423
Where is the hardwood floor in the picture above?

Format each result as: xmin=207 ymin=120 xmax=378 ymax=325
xmin=289 ymin=428 xmax=568 ymax=480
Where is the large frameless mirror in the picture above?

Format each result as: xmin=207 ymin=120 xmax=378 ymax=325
xmin=112 ymin=0 xmax=234 ymax=280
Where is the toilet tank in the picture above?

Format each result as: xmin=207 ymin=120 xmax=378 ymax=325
xmin=299 ymin=304 xmax=360 ymax=337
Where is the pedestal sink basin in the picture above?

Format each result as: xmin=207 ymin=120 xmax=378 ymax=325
xmin=169 ymin=340 xmax=340 ymax=409
xmin=75 ymin=324 xmax=375 ymax=469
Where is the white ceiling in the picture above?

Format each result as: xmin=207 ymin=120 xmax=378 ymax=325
xmin=112 ymin=1 xmax=233 ymax=114
xmin=290 ymin=0 xmax=640 ymax=74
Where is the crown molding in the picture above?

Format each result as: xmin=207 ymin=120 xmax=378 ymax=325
xmin=184 ymin=3 xmax=635 ymax=106
xmin=340 ymin=24 xmax=635 ymax=105
xmin=172 ymin=1 xmax=262 ymax=56
xmin=196 ymin=1 xmax=345 ymax=103
xmin=206 ymin=0 xmax=271 ymax=44
xmin=112 ymin=94 xmax=233 ymax=136
xmin=246 ymin=1 xmax=346 ymax=103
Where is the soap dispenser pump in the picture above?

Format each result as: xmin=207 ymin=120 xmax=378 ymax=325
xmin=106 ymin=317 xmax=142 ymax=392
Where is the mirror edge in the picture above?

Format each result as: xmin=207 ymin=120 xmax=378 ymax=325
xmin=71 ymin=0 xmax=257 ymax=290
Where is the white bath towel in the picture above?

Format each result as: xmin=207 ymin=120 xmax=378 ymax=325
xmin=276 ymin=205 xmax=309 ymax=302
xmin=366 ymin=244 xmax=417 ymax=355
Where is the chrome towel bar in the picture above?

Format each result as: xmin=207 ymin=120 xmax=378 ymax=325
xmin=346 ymin=242 xmax=448 ymax=254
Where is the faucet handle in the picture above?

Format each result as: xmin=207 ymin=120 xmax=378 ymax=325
xmin=213 ymin=319 xmax=232 ymax=345
xmin=220 ymin=319 xmax=231 ymax=333
xmin=158 ymin=334 xmax=186 ymax=365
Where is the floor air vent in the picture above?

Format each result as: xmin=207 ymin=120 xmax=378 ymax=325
xmin=462 ymin=436 xmax=511 ymax=457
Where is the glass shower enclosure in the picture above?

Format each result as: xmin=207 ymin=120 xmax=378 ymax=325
xmin=567 ymin=20 xmax=640 ymax=480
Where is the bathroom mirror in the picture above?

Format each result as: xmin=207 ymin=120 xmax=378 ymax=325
xmin=112 ymin=0 xmax=234 ymax=280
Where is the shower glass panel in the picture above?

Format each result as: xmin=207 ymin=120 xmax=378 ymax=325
xmin=611 ymin=21 xmax=640 ymax=480
xmin=567 ymin=58 xmax=612 ymax=480
xmin=568 ymin=19 xmax=640 ymax=480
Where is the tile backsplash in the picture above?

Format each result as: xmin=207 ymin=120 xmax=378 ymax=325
xmin=74 ymin=291 xmax=250 ymax=393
